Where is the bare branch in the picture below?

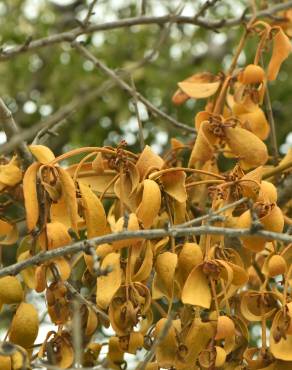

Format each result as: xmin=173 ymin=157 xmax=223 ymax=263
xmin=72 ymin=42 xmax=195 ymax=133
xmin=1 ymin=1 xmax=292 ymax=61
xmin=0 ymin=86 xmax=109 ymax=156
xmin=0 ymin=98 xmax=33 ymax=166
xmin=0 ymin=225 xmax=291 ymax=279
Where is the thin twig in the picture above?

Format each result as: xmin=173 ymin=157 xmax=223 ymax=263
xmin=82 ymin=0 xmax=98 ymax=27
xmin=72 ymin=42 xmax=194 ymax=133
xmin=264 ymin=82 xmax=279 ymax=165
xmin=136 ymin=313 xmax=174 ymax=370
xmin=1 ymin=1 xmax=292 ymax=61
xmin=177 ymin=197 xmax=248 ymax=228
xmin=0 ymin=98 xmax=33 ymax=166
xmin=130 ymin=77 xmax=145 ymax=150
xmin=64 ymin=281 xmax=109 ymax=321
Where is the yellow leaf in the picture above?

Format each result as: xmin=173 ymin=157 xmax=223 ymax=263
xmin=152 ymin=251 xmax=177 ymax=299
xmin=182 ymin=265 xmax=211 ymax=308
xmin=45 ymin=222 xmax=72 ymax=250
xmin=0 ymin=157 xmax=22 ymax=189
xmin=188 ymin=121 xmax=216 ymax=167
xmin=161 ymin=170 xmax=187 ymax=202
xmin=177 ymin=72 xmax=221 ymax=99
xmin=58 ymin=167 xmax=79 ymax=235
xmin=29 ymin=145 xmax=55 ymax=164
xmin=96 ymin=252 xmax=121 ymax=309
xmin=23 ymin=162 xmax=41 ymax=231
xmin=78 ymin=181 xmax=107 ymax=238
xmin=268 ymin=27 xmax=292 ymax=81
xmin=135 ymin=145 xmax=164 ymax=180
xmin=176 ymin=243 xmax=203 ymax=290
xmin=225 ymin=126 xmax=268 ymax=169
xmin=136 ymin=179 xmax=161 ymax=228
xmin=18 ymin=251 xmax=36 ymax=290
xmin=92 ymin=152 xmax=105 ymax=174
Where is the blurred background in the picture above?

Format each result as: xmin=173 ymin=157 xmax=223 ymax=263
xmin=0 ymin=0 xmax=291 ymax=157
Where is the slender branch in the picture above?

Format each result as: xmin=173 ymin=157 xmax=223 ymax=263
xmin=130 ymin=77 xmax=145 ymax=150
xmin=0 ymin=98 xmax=33 ymax=166
xmin=0 ymin=225 xmax=291 ymax=279
xmin=1 ymin=1 xmax=292 ymax=61
xmin=0 ymin=86 xmax=110 ymax=155
xmin=136 ymin=313 xmax=174 ymax=370
xmin=177 ymin=197 xmax=248 ymax=228
xmin=277 ymin=174 xmax=292 ymax=207
xmin=64 ymin=281 xmax=109 ymax=321
xmin=72 ymin=42 xmax=194 ymax=133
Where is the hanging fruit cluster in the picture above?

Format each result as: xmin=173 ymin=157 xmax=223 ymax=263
xmin=0 ymin=18 xmax=292 ymax=370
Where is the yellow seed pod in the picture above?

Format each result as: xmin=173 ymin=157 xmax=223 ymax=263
xmin=9 ymin=303 xmax=39 ymax=349
xmin=215 ymin=316 xmax=235 ymax=340
xmin=258 ymin=181 xmax=277 ymax=203
xmin=0 ymin=276 xmax=23 ymax=305
xmin=238 ymin=64 xmax=265 ymax=85
xmin=268 ymin=255 xmax=287 ymax=277
xmin=0 ymin=355 xmax=11 ymax=370
xmin=215 ymin=346 xmax=227 ymax=367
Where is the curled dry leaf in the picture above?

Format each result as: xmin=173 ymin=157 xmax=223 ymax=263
xmin=29 ymin=145 xmax=55 ymax=164
xmin=78 ymin=181 xmax=107 ymax=238
xmin=176 ymin=72 xmax=221 ymax=100
xmin=135 ymin=145 xmax=164 ymax=180
xmin=96 ymin=252 xmax=122 ymax=310
xmin=0 ymin=157 xmax=22 ymax=191
xmin=224 ymin=126 xmax=268 ymax=169
xmin=23 ymin=162 xmax=41 ymax=231
xmin=57 ymin=167 xmax=79 ymax=235
xmin=181 ymin=265 xmax=211 ymax=308
xmin=160 ymin=170 xmax=187 ymax=203
xmin=136 ymin=179 xmax=161 ymax=228
xmin=268 ymin=27 xmax=292 ymax=81
xmin=152 ymin=251 xmax=177 ymax=300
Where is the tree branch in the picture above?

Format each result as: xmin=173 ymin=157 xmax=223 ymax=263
xmin=0 ymin=98 xmax=33 ymax=166
xmin=1 ymin=1 xmax=291 ymax=61
xmin=0 ymin=225 xmax=291 ymax=279
xmin=72 ymin=42 xmax=195 ymax=133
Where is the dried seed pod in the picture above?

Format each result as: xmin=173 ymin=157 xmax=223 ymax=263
xmin=268 ymin=255 xmax=287 ymax=277
xmin=9 ymin=303 xmax=39 ymax=349
xmin=215 ymin=316 xmax=235 ymax=340
xmin=0 ymin=276 xmax=23 ymax=306
xmin=238 ymin=64 xmax=265 ymax=85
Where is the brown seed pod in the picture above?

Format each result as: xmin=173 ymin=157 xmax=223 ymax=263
xmin=268 ymin=255 xmax=287 ymax=277
xmin=9 ymin=303 xmax=39 ymax=349
xmin=215 ymin=316 xmax=235 ymax=340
